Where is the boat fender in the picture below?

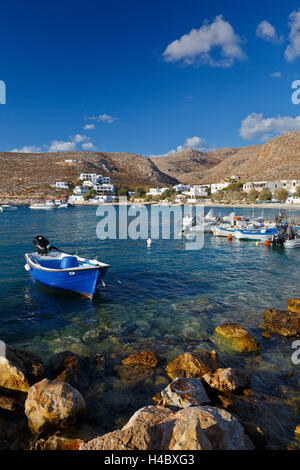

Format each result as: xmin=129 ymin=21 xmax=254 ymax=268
xmin=24 ymin=264 xmax=31 ymax=271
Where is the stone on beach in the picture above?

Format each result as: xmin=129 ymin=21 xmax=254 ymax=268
xmin=80 ymin=405 xmax=253 ymax=450
xmin=0 ymin=346 xmax=44 ymax=392
xmin=166 ymin=350 xmax=222 ymax=380
xmin=25 ymin=378 xmax=86 ymax=436
xmin=159 ymin=377 xmax=210 ymax=408
xmin=215 ymin=323 xmax=260 ymax=353
xmin=122 ymin=350 xmax=159 ymax=368
xmin=203 ymin=368 xmax=251 ymax=393
xmin=264 ymin=308 xmax=300 ymax=337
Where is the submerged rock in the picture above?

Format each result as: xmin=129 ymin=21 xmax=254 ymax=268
xmin=264 ymin=308 xmax=300 ymax=337
xmin=25 ymin=378 xmax=86 ymax=436
xmin=288 ymin=299 xmax=300 ymax=314
xmin=49 ymin=351 xmax=93 ymax=392
xmin=203 ymin=368 xmax=251 ymax=394
xmin=160 ymin=377 xmax=210 ymax=408
xmin=122 ymin=350 xmax=159 ymax=368
xmin=166 ymin=350 xmax=222 ymax=380
xmin=0 ymin=346 xmax=44 ymax=392
xmin=215 ymin=323 xmax=260 ymax=353
xmin=80 ymin=405 xmax=253 ymax=450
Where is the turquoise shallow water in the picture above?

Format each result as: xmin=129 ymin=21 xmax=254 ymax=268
xmin=0 ymin=205 xmax=300 ymax=445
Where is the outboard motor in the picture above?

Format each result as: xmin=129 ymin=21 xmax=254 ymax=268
xmin=33 ymin=235 xmax=51 ymax=255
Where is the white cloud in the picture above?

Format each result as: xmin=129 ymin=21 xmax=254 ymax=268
xmin=151 ymin=136 xmax=212 ymax=157
xmin=85 ymin=113 xmax=118 ymax=123
xmin=82 ymin=142 xmax=95 ymax=150
xmin=256 ymin=21 xmax=282 ymax=43
xmin=72 ymin=134 xmax=90 ymax=143
xmin=48 ymin=140 xmax=77 ymax=152
xmin=83 ymin=124 xmax=95 ymax=130
xmin=163 ymin=15 xmax=246 ymax=67
xmin=10 ymin=145 xmax=42 ymax=153
xmin=285 ymin=9 xmax=300 ymax=61
xmin=270 ymin=71 xmax=282 ymax=78
xmin=239 ymin=112 xmax=300 ymax=140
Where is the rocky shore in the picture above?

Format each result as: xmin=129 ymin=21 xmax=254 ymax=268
xmin=0 ymin=298 xmax=300 ymax=451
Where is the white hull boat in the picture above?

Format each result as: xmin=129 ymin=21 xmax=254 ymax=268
xmin=284 ymin=238 xmax=300 ymax=248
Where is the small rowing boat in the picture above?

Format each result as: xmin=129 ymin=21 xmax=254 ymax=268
xmin=24 ymin=236 xmax=110 ymax=299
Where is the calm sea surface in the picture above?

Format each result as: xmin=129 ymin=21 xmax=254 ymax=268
xmin=0 ymin=205 xmax=299 ymax=446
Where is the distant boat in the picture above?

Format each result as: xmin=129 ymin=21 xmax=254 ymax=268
xmin=29 ymin=200 xmax=57 ymax=210
xmin=2 ymin=204 xmax=18 ymax=211
xmin=24 ymin=236 xmax=110 ymax=299
xmin=57 ymin=202 xmax=71 ymax=208
xmin=234 ymin=227 xmax=278 ymax=241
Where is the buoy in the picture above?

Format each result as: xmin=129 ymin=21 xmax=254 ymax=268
xmin=256 ymin=241 xmax=260 ymax=247
xmin=228 ymin=234 xmax=233 ymax=241
xmin=178 ymin=232 xmax=183 ymax=238
xmin=264 ymin=240 xmax=270 ymax=247
xmin=186 ymin=233 xmax=190 ymax=239
xmin=147 ymin=238 xmax=152 ymax=247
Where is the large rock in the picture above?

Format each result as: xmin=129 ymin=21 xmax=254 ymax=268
xmin=0 ymin=346 xmax=44 ymax=392
xmin=25 ymin=379 xmax=86 ymax=435
xmin=122 ymin=350 xmax=159 ymax=368
xmin=159 ymin=377 xmax=210 ymax=408
xmin=203 ymin=368 xmax=251 ymax=393
xmin=166 ymin=350 xmax=222 ymax=380
xmin=264 ymin=308 xmax=300 ymax=337
xmin=218 ymin=391 xmax=293 ymax=449
xmin=288 ymin=299 xmax=300 ymax=314
xmin=215 ymin=323 xmax=260 ymax=353
xmin=80 ymin=405 xmax=253 ymax=450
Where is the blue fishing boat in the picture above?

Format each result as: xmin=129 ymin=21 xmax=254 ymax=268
xmin=24 ymin=236 xmax=110 ymax=299
xmin=234 ymin=227 xmax=278 ymax=241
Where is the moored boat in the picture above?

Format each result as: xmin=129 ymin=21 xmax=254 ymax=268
xmin=24 ymin=236 xmax=110 ymax=299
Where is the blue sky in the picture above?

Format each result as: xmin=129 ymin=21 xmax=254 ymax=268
xmin=2 ymin=0 xmax=300 ymax=156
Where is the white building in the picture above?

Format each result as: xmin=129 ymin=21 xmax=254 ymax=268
xmin=80 ymin=173 xmax=98 ymax=182
xmin=280 ymin=180 xmax=300 ymax=194
xmin=68 ymin=195 xmax=85 ymax=203
xmin=73 ymin=186 xmax=89 ymax=195
xmin=286 ymin=196 xmax=300 ymax=204
xmin=89 ymin=195 xmax=116 ymax=204
xmin=55 ymin=181 xmax=69 ymax=189
xmin=211 ymin=183 xmax=230 ymax=194
xmin=146 ymin=187 xmax=169 ymax=196
xmin=173 ymin=184 xmax=190 ymax=192
xmin=95 ymin=183 xmax=115 ymax=195
xmin=243 ymin=181 xmax=283 ymax=194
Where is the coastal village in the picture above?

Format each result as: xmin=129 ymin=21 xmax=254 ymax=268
xmin=51 ymin=170 xmax=300 ymax=206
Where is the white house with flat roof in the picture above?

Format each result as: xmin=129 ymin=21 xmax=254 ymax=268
xmin=55 ymin=181 xmax=69 ymax=189
xmin=211 ymin=182 xmax=230 ymax=194
xmin=280 ymin=180 xmax=300 ymax=194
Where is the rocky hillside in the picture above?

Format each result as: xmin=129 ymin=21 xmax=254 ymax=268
xmin=202 ymin=131 xmax=300 ymax=183
xmin=151 ymin=148 xmax=238 ymax=184
xmin=0 ymin=151 xmax=179 ymax=196
xmin=152 ymin=131 xmax=300 ymax=184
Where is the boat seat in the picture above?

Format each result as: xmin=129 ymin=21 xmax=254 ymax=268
xmin=60 ymin=256 xmax=79 ymax=269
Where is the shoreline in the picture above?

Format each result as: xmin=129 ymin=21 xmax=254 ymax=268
xmin=1 ymin=197 xmax=300 ymax=211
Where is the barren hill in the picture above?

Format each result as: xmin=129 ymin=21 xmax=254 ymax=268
xmin=151 ymin=148 xmax=238 ymax=184
xmin=201 ymin=131 xmax=300 ymax=183
xmin=0 ymin=151 xmax=179 ymax=196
